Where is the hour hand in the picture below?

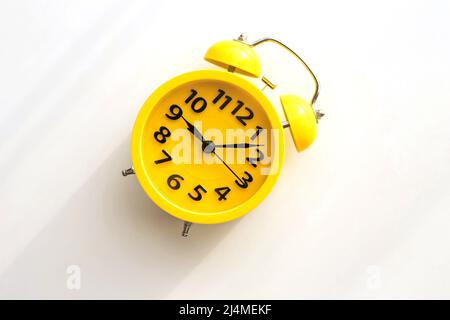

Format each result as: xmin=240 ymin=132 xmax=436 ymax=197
xmin=181 ymin=116 xmax=205 ymax=142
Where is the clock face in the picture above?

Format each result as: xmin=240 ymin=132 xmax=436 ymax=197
xmin=132 ymin=70 xmax=284 ymax=224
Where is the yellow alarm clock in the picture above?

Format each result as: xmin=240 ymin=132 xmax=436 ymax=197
xmin=122 ymin=34 xmax=323 ymax=236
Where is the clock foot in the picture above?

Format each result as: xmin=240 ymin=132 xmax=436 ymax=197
xmin=181 ymin=221 xmax=192 ymax=237
xmin=122 ymin=167 xmax=135 ymax=177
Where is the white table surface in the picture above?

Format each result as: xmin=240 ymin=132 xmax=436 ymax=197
xmin=0 ymin=0 xmax=449 ymax=299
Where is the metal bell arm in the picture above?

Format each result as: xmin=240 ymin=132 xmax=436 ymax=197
xmin=250 ymin=37 xmax=320 ymax=106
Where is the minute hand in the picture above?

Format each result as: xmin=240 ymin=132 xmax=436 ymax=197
xmin=214 ymin=143 xmax=262 ymax=148
xmin=213 ymin=151 xmax=243 ymax=184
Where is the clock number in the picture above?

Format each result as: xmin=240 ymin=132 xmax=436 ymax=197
xmin=219 ymin=95 xmax=232 ymax=110
xmin=188 ymin=184 xmax=207 ymax=201
xmin=185 ymin=89 xmax=207 ymax=113
xmin=213 ymin=89 xmax=232 ymax=110
xmin=212 ymin=89 xmax=225 ymax=103
xmin=231 ymin=100 xmax=244 ymax=115
xmin=246 ymin=148 xmax=264 ymax=168
xmin=185 ymin=89 xmax=198 ymax=104
xmin=235 ymin=171 xmax=253 ymax=189
xmin=165 ymin=104 xmax=183 ymax=120
xmin=215 ymin=186 xmax=231 ymax=201
xmin=154 ymin=126 xmax=171 ymax=143
xmin=154 ymin=149 xmax=172 ymax=164
xmin=251 ymin=126 xmax=263 ymax=140
xmin=191 ymin=97 xmax=207 ymax=113
xmin=235 ymin=107 xmax=254 ymax=126
xmin=167 ymin=174 xmax=184 ymax=190
xmin=213 ymin=90 xmax=254 ymax=126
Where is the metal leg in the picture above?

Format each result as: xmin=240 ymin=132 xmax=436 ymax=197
xmin=182 ymin=221 xmax=192 ymax=237
xmin=122 ymin=167 xmax=135 ymax=176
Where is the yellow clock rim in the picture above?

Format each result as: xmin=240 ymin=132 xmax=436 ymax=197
xmin=131 ymin=69 xmax=285 ymax=224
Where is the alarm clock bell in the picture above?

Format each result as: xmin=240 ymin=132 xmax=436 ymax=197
xmin=204 ymin=34 xmax=323 ymax=152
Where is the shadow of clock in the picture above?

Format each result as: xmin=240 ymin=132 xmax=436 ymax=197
xmin=0 ymin=138 xmax=238 ymax=299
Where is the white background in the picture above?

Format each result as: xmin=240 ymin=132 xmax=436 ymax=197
xmin=0 ymin=0 xmax=449 ymax=299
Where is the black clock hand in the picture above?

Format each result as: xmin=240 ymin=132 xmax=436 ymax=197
xmin=212 ymin=151 xmax=243 ymax=184
xmin=214 ymin=143 xmax=263 ymax=148
xmin=180 ymin=115 xmax=218 ymax=153
xmin=179 ymin=116 xmax=246 ymax=183
xmin=181 ymin=115 xmax=205 ymax=142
